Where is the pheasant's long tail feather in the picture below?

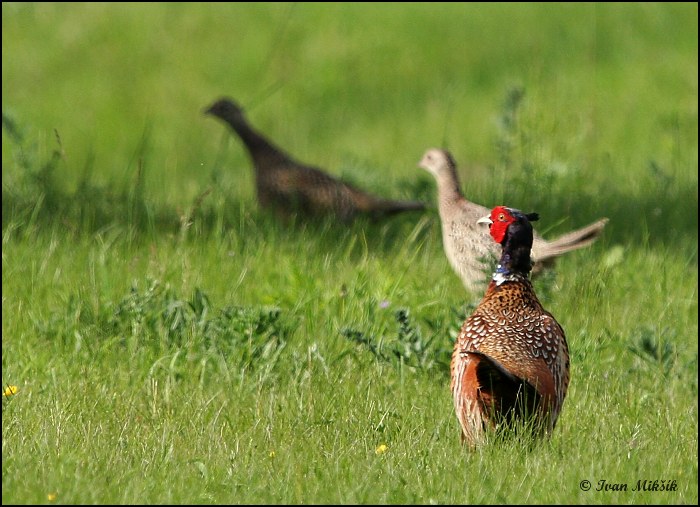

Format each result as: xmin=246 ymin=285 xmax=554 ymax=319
xmin=535 ymin=217 xmax=608 ymax=260
xmin=377 ymin=199 xmax=426 ymax=215
xmin=358 ymin=197 xmax=425 ymax=220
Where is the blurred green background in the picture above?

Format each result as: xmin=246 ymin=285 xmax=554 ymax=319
xmin=3 ymin=3 xmax=696 ymax=216
xmin=2 ymin=3 xmax=698 ymax=504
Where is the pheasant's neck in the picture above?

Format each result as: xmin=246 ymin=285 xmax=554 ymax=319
xmin=492 ymin=266 xmax=530 ymax=286
xmin=493 ymin=240 xmax=533 ymax=284
xmin=226 ymin=116 xmax=286 ymax=167
xmin=435 ymin=169 xmax=464 ymax=208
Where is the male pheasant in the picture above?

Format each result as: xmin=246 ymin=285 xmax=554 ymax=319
xmin=451 ymin=206 xmax=570 ymax=447
xmin=205 ymin=98 xmax=426 ymax=221
xmin=419 ymin=148 xmax=608 ymax=293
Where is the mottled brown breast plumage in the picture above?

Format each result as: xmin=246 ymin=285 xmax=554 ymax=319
xmin=451 ymin=275 xmax=570 ymax=446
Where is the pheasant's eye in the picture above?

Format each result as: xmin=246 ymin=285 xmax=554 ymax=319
xmin=498 ymin=213 xmax=506 ymax=221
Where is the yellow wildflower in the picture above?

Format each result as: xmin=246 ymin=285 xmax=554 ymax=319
xmin=3 ymin=385 xmax=18 ymax=397
xmin=269 ymin=450 xmax=276 ymax=458
xmin=375 ymin=444 xmax=388 ymax=455
xmin=47 ymin=493 xmax=57 ymax=501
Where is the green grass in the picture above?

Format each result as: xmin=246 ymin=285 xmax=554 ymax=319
xmin=2 ymin=2 xmax=698 ymax=504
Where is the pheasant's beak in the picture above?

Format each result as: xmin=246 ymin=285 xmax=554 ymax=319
xmin=477 ymin=215 xmax=493 ymax=226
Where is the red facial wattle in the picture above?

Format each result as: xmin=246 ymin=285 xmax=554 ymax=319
xmin=489 ymin=206 xmax=516 ymax=244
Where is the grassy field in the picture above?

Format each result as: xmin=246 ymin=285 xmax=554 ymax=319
xmin=2 ymin=2 xmax=698 ymax=504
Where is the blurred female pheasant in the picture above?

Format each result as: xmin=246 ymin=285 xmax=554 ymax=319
xmin=205 ymin=98 xmax=425 ymax=221
xmin=451 ymin=206 xmax=570 ymax=447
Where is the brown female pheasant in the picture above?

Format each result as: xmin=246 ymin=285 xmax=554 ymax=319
xmin=451 ymin=206 xmax=570 ymax=447
xmin=419 ymin=148 xmax=608 ymax=293
xmin=205 ymin=98 xmax=425 ymax=221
